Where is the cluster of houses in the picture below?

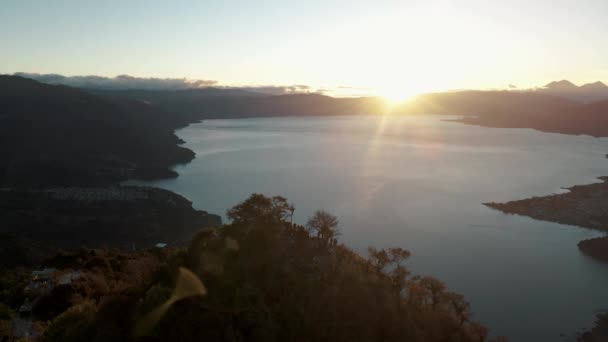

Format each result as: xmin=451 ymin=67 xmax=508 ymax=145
xmin=5 ymin=243 xmax=169 ymax=341
xmin=6 ymin=268 xmax=81 ymax=341
xmin=18 ymin=268 xmax=81 ymax=314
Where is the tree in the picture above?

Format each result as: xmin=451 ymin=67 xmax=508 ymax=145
xmin=367 ymin=247 xmax=410 ymax=271
xmin=33 ymin=195 xmax=490 ymax=342
xmin=306 ymin=210 xmax=340 ymax=245
xmin=227 ymin=194 xmax=294 ymax=225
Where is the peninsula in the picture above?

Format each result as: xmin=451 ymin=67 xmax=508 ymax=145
xmin=485 ymin=177 xmax=608 ymax=262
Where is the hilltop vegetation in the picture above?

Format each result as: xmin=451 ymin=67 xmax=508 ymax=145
xmin=3 ymin=194 xmax=498 ymax=342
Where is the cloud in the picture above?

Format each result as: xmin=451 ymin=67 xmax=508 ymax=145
xmin=13 ymin=72 xmax=315 ymax=95
xmin=14 ymin=72 xmax=218 ymax=91
xmin=235 ymin=85 xmax=312 ymax=95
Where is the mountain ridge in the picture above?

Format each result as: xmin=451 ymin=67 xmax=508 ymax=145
xmin=0 ymin=75 xmax=195 ymax=187
xmin=544 ymin=79 xmax=578 ymax=90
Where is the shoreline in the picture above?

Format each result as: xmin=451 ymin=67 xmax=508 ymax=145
xmin=482 ymin=172 xmax=608 ymax=339
xmin=578 ymin=313 xmax=608 ymax=342
xmin=452 ymin=117 xmax=608 ymax=138
xmin=484 ymin=176 xmax=608 ymax=262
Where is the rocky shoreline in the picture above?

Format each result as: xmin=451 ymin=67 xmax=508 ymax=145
xmin=484 ymin=177 xmax=608 ymax=262
xmin=578 ymin=313 xmax=608 ymax=342
xmin=484 ymin=175 xmax=608 ymax=340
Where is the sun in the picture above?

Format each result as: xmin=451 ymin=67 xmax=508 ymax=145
xmin=377 ymin=87 xmax=418 ymax=105
xmin=381 ymin=90 xmax=411 ymax=104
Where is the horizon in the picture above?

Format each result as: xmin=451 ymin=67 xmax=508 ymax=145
xmin=6 ymin=72 xmax=608 ymax=100
xmin=3 ymin=0 xmax=608 ymax=99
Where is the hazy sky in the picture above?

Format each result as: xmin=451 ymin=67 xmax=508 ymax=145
xmin=2 ymin=0 xmax=608 ymax=96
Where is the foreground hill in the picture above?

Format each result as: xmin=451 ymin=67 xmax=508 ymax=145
xmin=0 ymin=76 xmax=194 ymax=187
xmin=2 ymin=195 xmax=493 ymax=342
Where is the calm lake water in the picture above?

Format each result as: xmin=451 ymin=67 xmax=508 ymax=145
xmin=132 ymin=115 xmax=608 ymax=341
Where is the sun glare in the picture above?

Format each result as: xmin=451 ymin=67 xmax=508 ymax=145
xmin=377 ymin=86 xmax=419 ymax=105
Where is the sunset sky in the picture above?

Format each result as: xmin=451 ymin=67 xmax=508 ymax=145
xmin=2 ymin=0 xmax=608 ymax=97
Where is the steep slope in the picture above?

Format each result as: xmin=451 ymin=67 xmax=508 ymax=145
xmin=0 ymin=76 xmax=194 ymax=187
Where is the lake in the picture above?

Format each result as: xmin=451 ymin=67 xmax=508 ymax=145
xmin=131 ymin=115 xmax=608 ymax=341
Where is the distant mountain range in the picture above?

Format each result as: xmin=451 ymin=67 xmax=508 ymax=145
xmin=544 ymin=79 xmax=608 ymax=91
xmin=14 ymin=72 xmax=608 ymax=104
xmin=538 ymin=79 xmax=608 ymax=103
xmin=2 ymin=74 xmax=608 ymax=189
xmin=410 ymin=91 xmax=608 ymax=137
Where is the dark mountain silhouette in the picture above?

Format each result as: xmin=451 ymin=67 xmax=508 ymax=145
xmin=402 ymin=90 xmax=578 ymax=117
xmin=544 ymin=79 xmax=578 ymax=90
xmin=411 ymin=90 xmax=608 ymax=136
xmin=0 ymin=76 xmax=222 ymax=256
xmin=14 ymin=72 xmax=313 ymax=95
xmin=580 ymin=81 xmax=608 ymax=90
xmin=92 ymin=86 xmax=608 ymax=137
xmin=0 ymin=75 xmax=194 ymax=187
xmin=4 ymin=75 xmax=608 ymax=190
xmin=538 ymin=79 xmax=608 ymax=103
xmin=91 ymin=87 xmax=265 ymax=100
xmin=94 ymin=89 xmax=387 ymax=120
xmin=15 ymin=72 xmax=608 ymax=137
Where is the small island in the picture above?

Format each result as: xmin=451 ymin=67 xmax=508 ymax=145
xmin=484 ymin=177 xmax=608 ymax=262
